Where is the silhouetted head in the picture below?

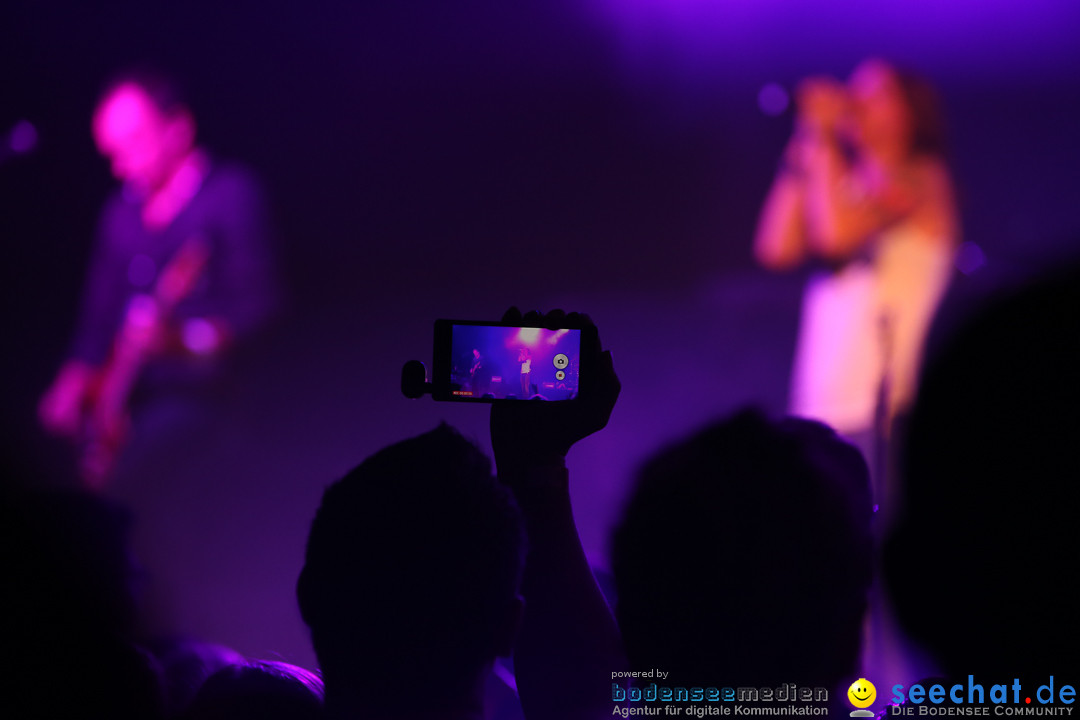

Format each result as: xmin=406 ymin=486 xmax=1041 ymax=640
xmin=612 ymin=410 xmax=873 ymax=690
xmin=183 ymin=660 xmax=323 ymax=720
xmin=0 ymin=489 xmax=163 ymax=718
xmin=2 ymin=489 xmax=141 ymax=640
xmin=296 ymin=424 xmax=525 ymax=715
xmin=93 ymin=69 xmax=196 ymax=195
xmin=150 ymin=638 xmax=247 ymax=716
xmin=846 ymin=59 xmax=946 ymax=160
xmin=885 ymin=262 xmax=1080 ymax=677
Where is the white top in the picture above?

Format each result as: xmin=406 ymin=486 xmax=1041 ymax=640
xmin=789 ymin=224 xmax=955 ymax=434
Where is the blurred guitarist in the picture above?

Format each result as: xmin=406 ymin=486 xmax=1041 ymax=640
xmin=38 ymin=70 xmax=279 ymax=488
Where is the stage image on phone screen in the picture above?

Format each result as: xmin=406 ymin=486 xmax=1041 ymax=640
xmin=450 ymin=325 xmax=581 ymax=400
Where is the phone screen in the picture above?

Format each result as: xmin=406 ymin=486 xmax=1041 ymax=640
xmin=435 ymin=322 xmax=582 ymax=401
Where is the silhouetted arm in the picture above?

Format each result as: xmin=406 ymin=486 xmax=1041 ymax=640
xmin=491 ymin=308 xmax=625 ymax=720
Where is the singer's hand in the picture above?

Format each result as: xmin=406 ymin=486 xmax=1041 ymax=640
xmin=796 ymin=76 xmax=849 ymax=135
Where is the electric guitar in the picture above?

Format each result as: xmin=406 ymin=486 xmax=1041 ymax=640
xmin=79 ymin=235 xmax=210 ymax=488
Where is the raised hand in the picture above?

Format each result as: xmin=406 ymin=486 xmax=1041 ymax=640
xmin=490 ymin=307 xmax=620 ymax=476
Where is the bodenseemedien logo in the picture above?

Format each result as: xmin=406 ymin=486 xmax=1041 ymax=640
xmin=610 ymin=671 xmax=830 ymax=717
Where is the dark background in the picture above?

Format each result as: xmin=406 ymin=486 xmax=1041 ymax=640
xmin=3 ymin=0 xmax=1078 ymax=672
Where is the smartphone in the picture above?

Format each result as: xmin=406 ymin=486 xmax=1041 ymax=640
xmin=431 ymin=320 xmax=588 ymax=402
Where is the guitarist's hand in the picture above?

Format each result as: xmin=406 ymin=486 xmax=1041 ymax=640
xmin=39 ymin=361 xmax=94 ymax=437
xmin=81 ymin=402 xmax=131 ymax=490
xmin=118 ymin=295 xmax=168 ymax=356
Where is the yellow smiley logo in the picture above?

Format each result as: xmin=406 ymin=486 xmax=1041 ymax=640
xmin=847 ymin=678 xmax=877 ymax=709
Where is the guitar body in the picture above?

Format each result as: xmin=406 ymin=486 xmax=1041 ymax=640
xmin=77 ymin=236 xmax=210 ymax=489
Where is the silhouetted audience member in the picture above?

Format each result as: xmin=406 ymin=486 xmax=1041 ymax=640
xmin=489 ymin=308 xmax=626 ymax=719
xmin=298 ymin=308 xmax=623 ymax=720
xmin=150 ymin=637 xmax=247 ymax=716
xmin=612 ymin=410 xmax=873 ymax=699
xmin=0 ymin=488 xmax=164 ymax=718
xmin=885 ymin=262 xmax=1080 ymax=679
xmin=182 ymin=660 xmax=324 ymax=720
xmin=297 ymin=423 xmax=527 ymax=720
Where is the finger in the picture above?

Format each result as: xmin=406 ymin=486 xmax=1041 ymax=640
xmin=600 ymin=348 xmax=614 ymax=374
xmin=595 ymin=350 xmax=619 ymax=395
xmin=594 ymin=350 xmax=621 ymax=427
xmin=545 ymin=308 xmax=566 ymax=329
xmin=602 ymin=350 xmax=621 ymax=401
xmin=580 ymin=320 xmax=602 ymax=359
xmin=572 ymin=312 xmax=605 ymax=354
xmin=797 ymin=77 xmax=825 ymax=100
xmin=564 ymin=311 xmax=595 ymax=330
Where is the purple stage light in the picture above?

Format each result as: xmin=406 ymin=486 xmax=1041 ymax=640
xmin=954 ymin=241 xmax=987 ymax=275
xmin=589 ymin=0 xmax=1080 ymax=85
xmin=757 ymin=83 xmax=789 ymax=116
xmin=546 ymin=328 xmax=570 ymax=345
xmin=9 ymin=119 xmax=38 ymax=154
xmin=514 ymin=327 xmax=540 ymax=347
xmin=182 ymin=318 xmax=221 ymax=355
